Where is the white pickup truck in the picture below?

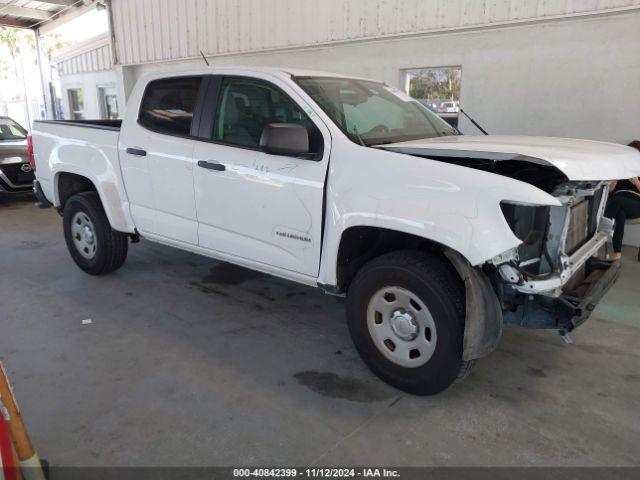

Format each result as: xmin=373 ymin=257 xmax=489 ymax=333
xmin=30 ymin=67 xmax=640 ymax=395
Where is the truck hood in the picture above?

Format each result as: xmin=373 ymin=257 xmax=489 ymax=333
xmin=379 ymin=135 xmax=640 ymax=181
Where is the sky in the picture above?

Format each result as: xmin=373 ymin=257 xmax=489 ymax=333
xmin=48 ymin=8 xmax=108 ymax=44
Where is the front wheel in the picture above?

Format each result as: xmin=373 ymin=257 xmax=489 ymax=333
xmin=63 ymin=192 xmax=128 ymax=275
xmin=346 ymin=250 xmax=473 ymax=395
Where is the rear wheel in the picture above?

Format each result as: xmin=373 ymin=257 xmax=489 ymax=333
xmin=346 ymin=250 xmax=473 ymax=395
xmin=63 ymin=192 xmax=128 ymax=275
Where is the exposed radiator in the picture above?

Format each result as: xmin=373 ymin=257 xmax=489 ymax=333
xmin=565 ymin=200 xmax=590 ymax=255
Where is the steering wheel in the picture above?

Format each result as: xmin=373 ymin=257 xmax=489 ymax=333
xmin=369 ymin=124 xmax=390 ymax=134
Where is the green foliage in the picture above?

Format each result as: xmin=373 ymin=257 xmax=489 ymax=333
xmin=0 ymin=26 xmax=34 ymax=80
xmin=0 ymin=56 xmax=11 ymax=79
xmin=408 ymin=67 xmax=461 ymax=101
xmin=0 ymin=26 xmax=34 ymax=57
xmin=0 ymin=27 xmax=66 ymax=62
xmin=41 ymin=33 xmax=69 ymax=62
xmin=0 ymin=27 xmax=36 ymax=102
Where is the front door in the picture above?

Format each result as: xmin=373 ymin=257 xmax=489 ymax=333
xmin=193 ymin=75 xmax=330 ymax=277
xmin=119 ymin=76 xmax=205 ymax=244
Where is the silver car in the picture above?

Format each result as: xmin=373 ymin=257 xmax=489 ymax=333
xmin=0 ymin=117 xmax=34 ymax=194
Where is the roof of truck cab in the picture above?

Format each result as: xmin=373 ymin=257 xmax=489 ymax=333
xmin=279 ymin=67 xmax=379 ymax=82
xmin=139 ymin=66 xmax=380 ymax=84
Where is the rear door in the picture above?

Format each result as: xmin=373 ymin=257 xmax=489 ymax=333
xmin=119 ymin=76 xmax=207 ymax=244
xmin=192 ymin=74 xmax=331 ymax=276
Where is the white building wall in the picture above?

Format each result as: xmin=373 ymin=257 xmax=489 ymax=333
xmin=56 ymin=34 xmax=114 ymax=75
xmin=128 ymin=10 xmax=640 ymax=145
xmin=110 ymin=0 xmax=640 ymax=65
xmin=55 ymin=34 xmax=119 ymax=120
xmin=59 ymin=70 xmax=119 ymax=120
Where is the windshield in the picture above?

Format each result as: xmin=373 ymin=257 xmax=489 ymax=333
xmin=0 ymin=118 xmax=27 ymax=141
xmin=295 ymin=77 xmax=458 ymax=146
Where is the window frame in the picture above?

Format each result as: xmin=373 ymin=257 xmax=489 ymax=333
xmin=401 ymin=66 xmax=462 ymax=130
xmin=67 ymin=88 xmax=85 ymax=121
xmin=195 ymin=75 xmax=324 ymax=160
xmin=136 ymin=75 xmax=210 ymax=140
xmin=98 ymin=85 xmax=119 ymax=120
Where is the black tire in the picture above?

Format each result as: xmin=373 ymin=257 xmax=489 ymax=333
xmin=346 ymin=250 xmax=473 ymax=395
xmin=63 ymin=192 xmax=128 ymax=275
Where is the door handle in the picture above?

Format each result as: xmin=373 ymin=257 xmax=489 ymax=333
xmin=126 ymin=147 xmax=147 ymax=157
xmin=198 ymin=160 xmax=226 ymax=172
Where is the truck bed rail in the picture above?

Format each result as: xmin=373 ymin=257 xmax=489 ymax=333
xmin=34 ymin=119 xmax=121 ymax=132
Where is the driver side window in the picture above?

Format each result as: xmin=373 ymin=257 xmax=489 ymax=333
xmin=212 ymin=77 xmax=323 ymax=155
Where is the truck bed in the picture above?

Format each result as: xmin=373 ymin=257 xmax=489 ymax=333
xmin=31 ymin=118 xmax=133 ymax=232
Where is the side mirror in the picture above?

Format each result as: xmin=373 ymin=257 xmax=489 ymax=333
xmin=259 ymin=123 xmax=309 ymax=157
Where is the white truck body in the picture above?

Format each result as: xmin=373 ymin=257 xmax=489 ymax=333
xmin=30 ymin=67 xmax=640 ymax=394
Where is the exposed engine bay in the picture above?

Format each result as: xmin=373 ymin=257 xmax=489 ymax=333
xmin=494 ymin=180 xmax=617 ymax=331
xmin=378 ymin=146 xmax=570 ymax=193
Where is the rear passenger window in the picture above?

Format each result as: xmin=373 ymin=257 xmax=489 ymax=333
xmin=139 ymin=77 xmax=202 ymax=136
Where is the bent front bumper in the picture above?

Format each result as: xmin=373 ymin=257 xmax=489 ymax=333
xmin=499 ymin=231 xmax=609 ymax=297
xmin=565 ymin=259 xmax=621 ymax=330
xmin=503 ymin=258 xmax=621 ymax=332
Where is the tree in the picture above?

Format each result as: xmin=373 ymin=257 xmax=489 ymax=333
xmin=0 ymin=27 xmax=23 ymax=83
xmin=41 ymin=33 xmax=68 ymax=64
xmin=0 ymin=27 xmax=36 ymax=123
xmin=0 ymin=57 xmax=11 ymax=80
xmin=408 ymin=67 xmax=461 ymax=102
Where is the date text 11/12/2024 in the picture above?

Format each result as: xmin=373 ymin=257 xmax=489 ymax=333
xmin=233 ymin=468 xmax=401 ymax=478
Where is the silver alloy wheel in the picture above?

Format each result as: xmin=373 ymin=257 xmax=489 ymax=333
xmin=71 ymin=211 xmax=98 ymax=260
xmin=366 ymin=286 xmax=437 ymax=368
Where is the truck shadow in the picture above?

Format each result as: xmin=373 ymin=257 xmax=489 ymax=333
xmin=118 ymin=239 xmax=589 ymax=408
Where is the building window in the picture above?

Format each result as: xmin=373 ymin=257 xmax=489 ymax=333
xmin=403 ymin=67 xmax=461 ymax=128
xmin=138 ymin=76 xmax=203 ymax=136
xmin=99 ymin=87 xmax=119 ymax=120
xmin=68 ymin=89 xmax=85 ymax=120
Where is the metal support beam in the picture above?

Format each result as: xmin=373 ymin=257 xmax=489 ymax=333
xmin=37 ymin=1 xmax=96 ymax=35
xmin=36 ymin=0 xmax=77 ymax=5
xmin=0 ymin=17 xmax=34 ymax=29
xmin=1 ymin=6 xmax=52 ymax=21
xmin=34 ymin=32 xmax=54 ymax=120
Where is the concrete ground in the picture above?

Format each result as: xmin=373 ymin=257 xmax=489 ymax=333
xmin=1 ymin=194 xmax=639 ymax=467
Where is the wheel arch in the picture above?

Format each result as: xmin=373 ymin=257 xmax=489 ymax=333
xmin=326 ymin=225 xmax=503 ymax=361
xmin=332 ymin=225 xmax=451 ymax=293
xmin=56 ymin=172 xmax=97 ymax=209
xmin=53 ymin=168 xmax=135 ymax=233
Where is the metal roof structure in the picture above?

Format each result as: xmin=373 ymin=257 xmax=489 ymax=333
xmin=0 ymin=0 xmax=92 ymax=29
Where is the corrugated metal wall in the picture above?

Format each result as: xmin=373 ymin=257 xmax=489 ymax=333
xmin=56 ymin=34 xmax=114 ymax=76
xmin=110 ymin=0 xmax=640 ymax=65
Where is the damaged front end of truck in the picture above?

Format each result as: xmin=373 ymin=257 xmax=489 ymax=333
xmin=380 ymin=144 xmax=622 ymax=343
xmin=493 ymin=180 xmax=619 ymax=334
